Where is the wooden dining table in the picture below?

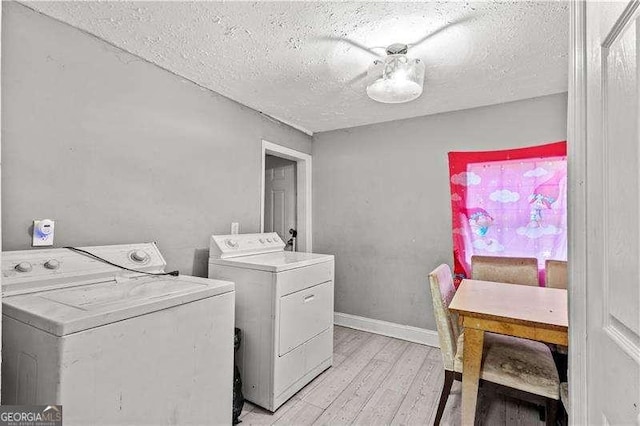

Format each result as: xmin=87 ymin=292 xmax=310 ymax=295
xmin=448 ymin=279 xmax=568 ymax=425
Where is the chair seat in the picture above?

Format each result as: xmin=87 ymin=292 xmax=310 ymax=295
xmin=454 ymin=332 xmax=560 ymax=399
xmin=560 ymin=382 xmax=569 ymax=409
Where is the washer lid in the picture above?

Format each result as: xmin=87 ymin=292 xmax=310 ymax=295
xmin=2 ymin=275 xmax=234 ymax=336
xmin=210 ymin=251 xmax=334 ymax=272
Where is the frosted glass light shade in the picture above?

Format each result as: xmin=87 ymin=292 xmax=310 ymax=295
xmin=366 ymin=54 xmax=425 ymax=104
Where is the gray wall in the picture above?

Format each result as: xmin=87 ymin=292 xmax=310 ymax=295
xmin=1 ymin=2 xmax=312 ymax=275
xmin=1 ymin=2 xmax=567 ymax=332
xmin=312 ymin=93 xmax=568 ymax=330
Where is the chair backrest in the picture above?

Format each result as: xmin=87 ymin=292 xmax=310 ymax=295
xmin=471 ymin=255 xmax=539 ymax=286
xmin=428 ymin=264 xmax=460 ymax=371
xmin=546 ymin=259 xmax=568 ymax=289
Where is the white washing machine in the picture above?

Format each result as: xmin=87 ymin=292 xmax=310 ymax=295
xmin=2 ymin=243 xmax=235 ymax=426
xmin=208 ymin=233 xmax=334 ymax=411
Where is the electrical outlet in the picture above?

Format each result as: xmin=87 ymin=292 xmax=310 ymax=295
xmin=33 ymin=219 xmax=55 ymax=247
xmin=231 ymin=222 xmax=239 ymax=235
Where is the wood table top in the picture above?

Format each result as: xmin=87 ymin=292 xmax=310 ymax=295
xmin=449 ymin=279 xmax=568 ymax=329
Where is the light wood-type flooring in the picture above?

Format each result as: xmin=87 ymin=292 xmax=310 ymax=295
xmin=238 ymin=326 xmax=546 ymax=425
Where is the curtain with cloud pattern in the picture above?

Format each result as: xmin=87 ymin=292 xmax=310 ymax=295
xmin=448 ymin=141 xmax=567 ymax=286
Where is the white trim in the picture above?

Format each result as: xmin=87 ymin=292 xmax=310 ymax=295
xmin=0 ymin=1 xmax=4 ymax=396
xmin=260 ymin=140 xmax=313 ymax=252
xmin=334 ymin=312 xmax=440 ymax=348
xmin=568 ymin=1 xmax=588 ymax=424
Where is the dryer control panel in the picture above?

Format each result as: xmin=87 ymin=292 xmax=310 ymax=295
xmin=210 ymin=233 xmax=285 ymax=259
xmin=2 ymin=243 xmax=167 ymax=296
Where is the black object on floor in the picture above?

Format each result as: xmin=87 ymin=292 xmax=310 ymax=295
xmin=232 ymin=327 xmax=244 ymax=425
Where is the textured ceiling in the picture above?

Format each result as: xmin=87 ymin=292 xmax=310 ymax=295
xmin=24 ymin=1 xmax=569 ymax=134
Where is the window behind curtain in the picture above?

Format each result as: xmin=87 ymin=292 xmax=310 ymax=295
xmin=448 ymin=141 xmax=567 ymax=286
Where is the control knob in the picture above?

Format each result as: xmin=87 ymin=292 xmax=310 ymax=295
xmin=131 ymin=250 xmax=149 ymax=262
xmin=15 ymin=262 xmax=33 ymax=273
xmin=225 ymin=239 xmax=239 ymax=249
xmin=44 ymin=259 xmax=60 ymax=270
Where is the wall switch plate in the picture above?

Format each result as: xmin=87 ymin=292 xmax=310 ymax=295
xmin=231 ymin=222 xmax=239 ymax=235
xmin=33 ymin=219 xmax=55 ymax=247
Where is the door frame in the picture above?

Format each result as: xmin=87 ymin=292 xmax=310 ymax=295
xmin=260 ymin=140 xmax=312 ymax=252
xmin=0 ymin=1 xmax=3 ymax=399
xmin=567 ymin=0 xmax=588 ymax=423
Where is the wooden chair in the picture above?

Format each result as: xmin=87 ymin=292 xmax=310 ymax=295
xmin=471 ymin=255 xmax=539 ymax=286
xmin=545 ymin=260 xmax=568 ymax=289
xmin=429 ymin=264 xmax=560 ymax=425
xmin=546 ymin=260 xmax=569 ymax=356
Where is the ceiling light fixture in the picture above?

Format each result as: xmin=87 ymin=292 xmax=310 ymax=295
xmin=366 ymin=43 xmax=425 ymax=104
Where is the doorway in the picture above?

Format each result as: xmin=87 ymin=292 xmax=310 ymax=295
xmin=260 ymin=140 xmax=312 ymax=252
xmin=264 ymin=154 xmax=297 ymax=249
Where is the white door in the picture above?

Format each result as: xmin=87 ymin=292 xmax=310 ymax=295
xmin=264 ymin=156 xmax=296 ymax=245
xmin=585 ymin=1 xmax=640 ymax=423
xmin=0 ymin=2 xmax=3 ymax=398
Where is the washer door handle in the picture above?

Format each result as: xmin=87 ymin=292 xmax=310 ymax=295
xmin=304 ymin=294 xmax=315 ymax=303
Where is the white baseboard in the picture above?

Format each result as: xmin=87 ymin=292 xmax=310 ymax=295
xmin=333 ymin=312 xmax=440 ymax=348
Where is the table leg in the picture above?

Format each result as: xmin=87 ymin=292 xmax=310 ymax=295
xmin=462 ymin=328 xmax=484 ymax=425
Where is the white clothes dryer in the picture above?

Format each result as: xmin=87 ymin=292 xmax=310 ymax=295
xmin=2 ymin=243 xmax=235 ymax=426
xmin=208 ymin=233 xmax=334 ymax=411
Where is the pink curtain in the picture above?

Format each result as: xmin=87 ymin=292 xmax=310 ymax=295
xmin=448 ymin=141 xmax=567 ymax=286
